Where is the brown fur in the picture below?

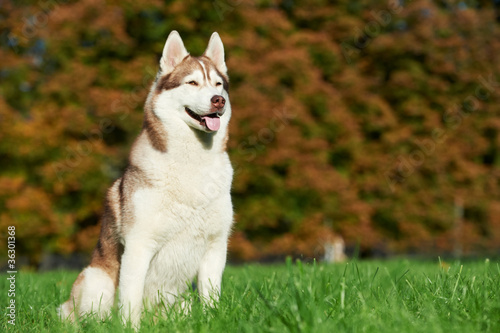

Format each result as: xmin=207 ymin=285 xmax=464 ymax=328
xmin=156 ymin=55 xmax=229 ymax=93
xmin=221 ymin=128 xmax=229 ymax=152
xmin=87 ymin=165 xmax=151 ymax=285
xmin=88 ymin=197 xmax=122 ymax=286
xmin=156 ymin=56 xmax=200 ymax=93
xmin=60 ymin=162 xmax=153 ymax=319
xmin=117 ymin=164 xmax=152 ymax=233
xmin=143 ymin=97 xmax=168 ymax=153
xmin=199 ymin=56 xmax=229 ymax=91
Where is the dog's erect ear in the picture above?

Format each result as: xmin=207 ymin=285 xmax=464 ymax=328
xmin=204 ymin=32 xmax=227 ymax=73
xmin=160 ymin=31 xmax=189 ymax=74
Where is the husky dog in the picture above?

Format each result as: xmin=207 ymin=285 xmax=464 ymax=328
xmin=59 ymin=31 xmax=233 ymax=327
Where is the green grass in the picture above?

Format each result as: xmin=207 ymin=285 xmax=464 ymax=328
xmin=1 ymin=258 xmax=499 ymax=332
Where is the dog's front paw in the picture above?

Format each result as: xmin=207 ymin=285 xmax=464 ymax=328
xmin=120 ymin=306 xmax=141 ymax=331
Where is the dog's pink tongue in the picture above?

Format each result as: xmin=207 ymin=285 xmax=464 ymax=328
xmin=203 ymin=116 xmax=220 ymax=131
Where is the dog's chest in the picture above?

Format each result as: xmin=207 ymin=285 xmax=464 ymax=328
xmin=131 ymin=156 xmax=232 ymax=294
xmin=160 ymin=155 xmax=231 ymax=207
xmin=130 ymin=154 xmax=232 ymax=238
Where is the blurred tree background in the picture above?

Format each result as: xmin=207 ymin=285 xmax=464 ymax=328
xmin=1 ymin=0 xmax=499 ymax=265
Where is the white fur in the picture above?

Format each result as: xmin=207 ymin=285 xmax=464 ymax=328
xmin=205 ymin=32 xmax=227 ymax=72
xmin=161 ymin=31 xmax=189 ymax=74
xmin=154 ymin=64 xmax=230 ymax=134
xmin=59 ymin=31 xmax=233 ymax=330
xmin=58 ymin=267 xmax=115 ymax=321
xmin=79 ymin=267 xmax=115 ymax=318
xmin=120 ymin=32 xmax=233 ymax=327
xmin=120 ymin=134 xmax=233 ymax=326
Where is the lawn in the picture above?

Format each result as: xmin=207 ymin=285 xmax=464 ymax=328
xmin=1 ymin=258 xmax=499 ymax=332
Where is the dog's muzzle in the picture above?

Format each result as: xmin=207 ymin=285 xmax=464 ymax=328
xmin=211 ymin=95 xmax=225 ymax=116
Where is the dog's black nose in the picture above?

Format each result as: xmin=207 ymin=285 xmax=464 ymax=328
xmin=211 ymin=95 xmax=225 ymax=110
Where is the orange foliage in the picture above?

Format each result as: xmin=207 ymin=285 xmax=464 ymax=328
xmin=1 ymin=0 xmax=500 ymax=264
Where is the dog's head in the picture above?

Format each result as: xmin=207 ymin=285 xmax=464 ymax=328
xmin=153 ymin=31 xmax=230 ymax=133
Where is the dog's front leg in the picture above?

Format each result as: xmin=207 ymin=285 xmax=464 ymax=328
xmin=119 ymin=239 xmax=155 ymax=328
xmin=198 ymin=236 xmax=229 ymax=307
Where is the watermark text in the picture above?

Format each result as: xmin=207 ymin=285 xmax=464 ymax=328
xmin=6 ymin=226 xmax=16 ymax=325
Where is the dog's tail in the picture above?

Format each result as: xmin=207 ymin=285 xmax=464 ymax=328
xmin=58 ymin=265 xmax=117 ymax=321
xmin=59 ymin=195 xmax=123 ymax=321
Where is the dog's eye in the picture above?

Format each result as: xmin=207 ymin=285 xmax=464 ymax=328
xmin=187 ymin=81 xmax=198 ymax=86
xmin=216 ymin=82 xmax=222 ymax=86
